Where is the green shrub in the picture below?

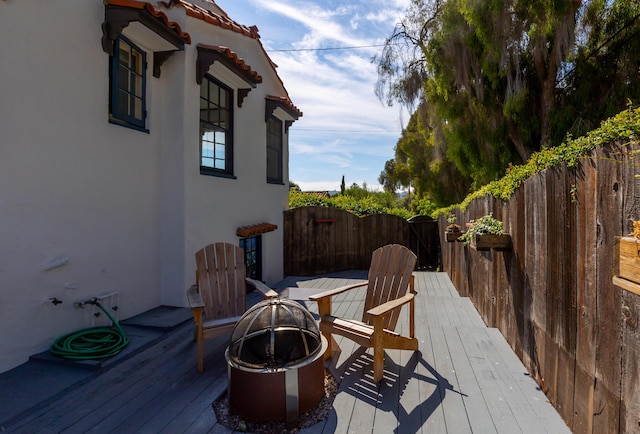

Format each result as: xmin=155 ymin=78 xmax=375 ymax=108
xmin=412 ymin=197 xmax=438 ymax=216
xmin=288 ymin=190 xmax=331 ymax=208
xmin=385 ymin=207 xmax=414 ymax=219
xmin=288 ymin=190 xmax=415 ymax=219
xmin=433 ymin=106 xmax=640 ymax=218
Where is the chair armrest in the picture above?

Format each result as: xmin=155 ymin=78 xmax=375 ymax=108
xmin=246 ymin=277 xmax=278 ymax=299
xmin=187 ymin=285 xmax=204 ymax=309
xmin=366 ymin=292 xmax=414 ymax=317
xmin=308 ymin=281 xmax=368 ymax=302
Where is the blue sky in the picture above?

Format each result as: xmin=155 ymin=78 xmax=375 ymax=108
xmin=216 ymin=0 xmax=411 ymax=192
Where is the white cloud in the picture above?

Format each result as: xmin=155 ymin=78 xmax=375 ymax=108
xmin=220 ymin=0 xmax=411 ymax=189
xmin=253 ymin=0 xmax=366 ymax=48
xmin=295 ymin=180 xmax=342 ymax=192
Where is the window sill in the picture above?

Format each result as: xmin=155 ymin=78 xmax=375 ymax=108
xmin=267 ymin=179 xmax=285 ymax=185
xmin=200 ymin=168 xmax=236 ymax=179
xmin=109 ymin=117 xmax=149 ymax=133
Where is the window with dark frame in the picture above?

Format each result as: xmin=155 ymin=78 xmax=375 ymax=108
xmin=240 ymin=236 xmax=262 ymax=282
xmin=200 ymin=75 xmax=234 ymax=176
xmin=266 ymin=116 xmax=283 ymax=183
xmin=109 ymin=36 xmax=147 ymax=130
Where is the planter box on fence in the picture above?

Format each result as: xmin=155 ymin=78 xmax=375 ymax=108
xmin=445 ymin=231 xmax=462 ymax=242
xmin=613 ymin=236 xmax=640 ymax=295
xmin=470 ymin=234 xmax=512 ymax=251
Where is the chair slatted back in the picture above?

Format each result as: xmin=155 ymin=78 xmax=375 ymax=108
xmin=195 ymin=243 xmax=247 ymax=321
xmin=361 ymin=244 xmax=417 ymax=330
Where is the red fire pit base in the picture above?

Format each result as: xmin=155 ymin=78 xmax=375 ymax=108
xmin=225 ymin=335 xmax=328 ymax=427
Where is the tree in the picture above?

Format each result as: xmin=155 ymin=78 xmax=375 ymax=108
xmin=552 ymin=0 xmax=640 ymax=142
xmin=289 ymin=180 xmax=301 ymax=191
xmin=380 ymin=99 xmax=471 ymax=206
xmin=340 ymin=175 xmax=346 ymax=195
xmin=375 ymin=0 xmax=640 ymax=191
xmin=344 ymin=182 xmax=370 ymax=200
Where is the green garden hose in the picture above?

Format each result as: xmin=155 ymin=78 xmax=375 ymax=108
xmin=50 ymin=301 xmax=129 ymax=360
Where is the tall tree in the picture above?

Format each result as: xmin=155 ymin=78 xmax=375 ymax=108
xmin=380 ymin=100 xmax=471 ymax=205
xmin=552 ymin=0 xmax=640 ymax=142
xmin=376 ymin=0 xmax=640 ymax=194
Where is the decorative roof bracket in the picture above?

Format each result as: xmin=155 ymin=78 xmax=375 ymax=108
xmin=285 ymin=120 xmax=294 ymax=134
xmin=101 ymin=3 xmax=190 ymax=77
xmin=237 ymin=88 xmax=251 ymax=108
xmin=153 ymin=51 xmax=174 ymax=78
xmin=266 ymin=97 xmax=302 ymax=132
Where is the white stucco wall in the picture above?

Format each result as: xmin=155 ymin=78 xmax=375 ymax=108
xmin=0 ymin=0 xmax=294 ymax=373
xmin=179 ymin=18 xmax=291 ymax=295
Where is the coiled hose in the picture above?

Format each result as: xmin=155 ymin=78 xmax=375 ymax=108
xmin=50 ymin=301 xmax=129 ymax=360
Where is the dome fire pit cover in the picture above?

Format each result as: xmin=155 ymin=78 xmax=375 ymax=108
xmin=228 ymin=298 xmax=321 ymax=370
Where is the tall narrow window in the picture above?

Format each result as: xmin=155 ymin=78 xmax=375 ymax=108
xmin=267 ymin=116 xmax=283 ymax=183
xmin=200 ymin=75 xmax=233 ymax=176
xmin=240 ymin=236 xmax=262 ymax=282
xmin=110 ymin=36 xmax=146 ymax=130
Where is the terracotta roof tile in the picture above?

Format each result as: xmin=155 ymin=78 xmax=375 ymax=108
xmin=198 ymin=44 xmax=262 ymax=84
xmin=162 ymin=0 xmax=259 ymax=39
xmin=267 ymin=95 xmax=303 ymax=119
xmin=162 ymin=1 xmax=302 ymax=119
xmin=106 ymin=0 xmax=192 ymax=44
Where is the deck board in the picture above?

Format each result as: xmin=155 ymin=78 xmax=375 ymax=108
xmin=414 ymin=285 xmax=449 ymax=433
xmin=441 ymin=326 xmax=496 ymax=433
xmin=1 ymin=271 xmax=569 ymax=434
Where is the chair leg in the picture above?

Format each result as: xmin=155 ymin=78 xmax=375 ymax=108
xmin=373 ymin=344 xmax=384 ymax=383
xmin=197 ymin=327 xmax=204 ymax=373
xmin=322 ymin=331 xmax=333 ymax=360
xmin=372 ymin=317 xmax=384 ymax=383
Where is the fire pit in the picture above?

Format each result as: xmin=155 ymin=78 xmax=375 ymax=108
xmin=225 ymin=298 xmax=327 ymax=427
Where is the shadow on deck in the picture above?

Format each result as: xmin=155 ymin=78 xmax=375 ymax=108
xmin=0 ymin=271 xmax=569 ymax=433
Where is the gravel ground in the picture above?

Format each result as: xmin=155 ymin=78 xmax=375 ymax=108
xmin=213 ymin=369 xmax=338 ymax=433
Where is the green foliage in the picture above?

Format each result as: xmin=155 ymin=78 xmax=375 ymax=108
xmin=289 ymin=180 xmax=301 ymax=191
xmin=412 ymin=197 xmax=438 ymax=216
xmin=386 ymin=207 xmax=415 ymax=220
xmin=288 ymin=184 xmax=416 ymax=219
xmin=379 ymin=101 xmax=472 ymax=207
xmin=288 ymin=189 xmax=331 ymax=208
xmin=457 ymin=213 xmax=504 ymax=245
xmin=433 ymin=106 xmax=640 ymax=218
xmin=330 ymin=195 xmax=385 ymax=216
xmin=376 ymin=0 xmax=640 ymax=201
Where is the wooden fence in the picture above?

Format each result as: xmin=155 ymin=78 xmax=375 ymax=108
xmin=283 ymin=206 xmax=440 ymax=276
xmin=439 ymin=142 xmax=640 ymax=433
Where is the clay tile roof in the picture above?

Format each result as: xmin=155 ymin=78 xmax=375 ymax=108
xmin=164 ymin=1 xmax=301 ymax=119
xmin=106 ymin=0 xmax=192 ymax=44
xmin=266 ymin=95 xmax=303 ymax=119
xmin=236 ymin=223 xmax=278 ymax=238
xmin=163 ymin=0 xmax=259 ymax=39
xmin=198 ymin=44 xmax=262 ymax=84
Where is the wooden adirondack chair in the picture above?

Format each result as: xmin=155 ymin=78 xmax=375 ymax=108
xmin=186 ymin=242 xmax=277 ymax=372
xmin=309 ymin=244 xmax=418 ymax=383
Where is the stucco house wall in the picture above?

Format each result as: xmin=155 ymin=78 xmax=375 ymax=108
xmin=0 ymin=0 xmax=300 ymax=373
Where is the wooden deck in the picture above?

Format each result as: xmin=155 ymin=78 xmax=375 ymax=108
xmin=2 ymin=271 xmax=569 ymax=433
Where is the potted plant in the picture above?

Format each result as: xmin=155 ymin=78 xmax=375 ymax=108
xmin=445 ymin=213 xmax=462 ymax=242
xmin=458 ymin=213 xmax=511 ymax=251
